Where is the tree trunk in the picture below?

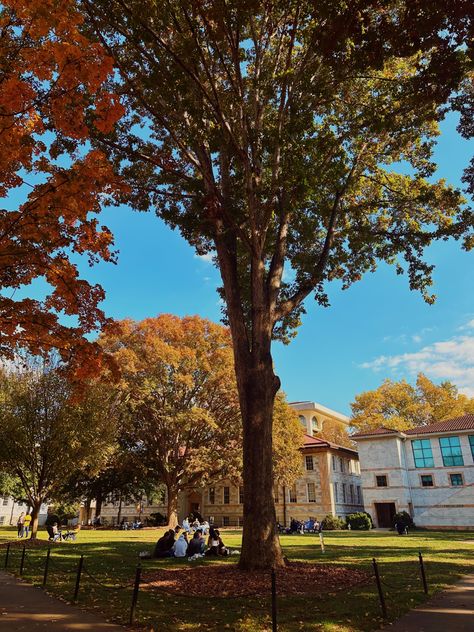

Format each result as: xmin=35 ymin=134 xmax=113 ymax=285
xmin=84 ymin=497 xmax=92 ymax=524
xmin=117 ymin=493 xmax=122 ymax=525
xmin=238 ymin=355 xmax=285 ymax=570
xmin=30 ymin=499 xmax=42 ymax=539
xmin=95 ymin=493 xmax=103 ymax=518
xmin=166 ymin=484 xmax=179 ymax=528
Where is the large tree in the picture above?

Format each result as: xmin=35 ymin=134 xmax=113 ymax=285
xmin=83 ymin=1 xmax=473 ymax=568
xmin=0 ymin=360 xmax=118 ymax=537
xmin=0 ymin=0 xmax=123 ymax=372
xmin=101 ymin=314 xmax=303 ymax=526
xmin=351 ymin=373 xmax=474 ymax=432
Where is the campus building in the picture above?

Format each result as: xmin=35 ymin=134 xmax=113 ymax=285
xmin=96 ymin=400 xmax=364 ymax=527
xmin=0 ymin=497 xmax=48 ymax=527
xmin=352 ymin=415 xmax=474 ymax=529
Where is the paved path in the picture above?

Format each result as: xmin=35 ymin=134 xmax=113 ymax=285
xmin=379 ymin=573 xmax=474 ymax=632
xmin=0 ymin=571 xmax=125 ymax=630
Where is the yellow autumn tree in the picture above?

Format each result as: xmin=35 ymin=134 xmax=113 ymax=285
xmin=351 ymin=373 xmax=474 ymax=432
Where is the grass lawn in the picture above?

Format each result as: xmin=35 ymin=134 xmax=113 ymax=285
xmin=1 ymin=526 xmax=473 ymax=631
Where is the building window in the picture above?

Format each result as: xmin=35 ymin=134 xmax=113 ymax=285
xmin=356 ymin=486 xmax=362 ymax=504
xmin=0 ymin=516 xmax=4 ymax=525
xmin=449 ymin=473 xmax=463 ymax=486
xmin=349 ymin=484 xmax=354 ymax=503
xmin=289 ymin=484 xmax=297 ymax=503
xmin=307 ymin=482 xmax=317 ymax=503
xmin=311 ymin=416 xmax=319 ymax=434
xmin=420 ymin=475 xmax=434 ymax=487
xmin=2 ymin=497 xmax=8 ymax=506
xmin=342 ymin=483 xmax=346 ymax=503
xmin=339 ymin=457 xmax=344 ymax=472
xmin=223 ymin=487 xmax=230 ymax=504
xmin=332 ymin=455 xmax=336 ymax=471
xmin=223 ymin=516 xmax=230 ymax=526
xmin=209 ymin=487 xmax=215 ymax=504
xmin=469 ymin=435 xmax=474 ymax=460
xmin=412 ymin=439 xmax=434 ymax=468
xmin=298 ymin=415 xmax=306 ymax=429
xmin=439 ymin=436 xmax=464 ymax=467
xmin=274 ymin=486 xmax=279 ymax=504
xmin=239 ymin=486 xmax=244 ymax=504
xmin=376 ymin=475 xmax=388 ymax=487
xmin=334 ymin=482 xmax=339 ymax=503
xmin=305 ymin=455 xmax=314 ymax=471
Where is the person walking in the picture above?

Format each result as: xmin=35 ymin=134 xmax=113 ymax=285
xmin=23 ymin=512 xmax=32 ymax=538
xmin=17 ymin=512 xmax=25 ymax=538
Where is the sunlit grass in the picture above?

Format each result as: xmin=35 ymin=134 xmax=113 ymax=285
xmin=1 ymin=526 xmax=473 ymax=631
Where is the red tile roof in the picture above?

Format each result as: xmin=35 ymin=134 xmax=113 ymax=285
xmin=351 ymin=427 xmax=400 ymax=438
xmin=302 ymin=434 xmax=330 ymax=447
xmin=406 ymin=415 xmax=474 ymax=435
xmin=352 ymin=415 xmax=474 ymax=439
xmin=300 ymin=434 xmax=358 ymax=455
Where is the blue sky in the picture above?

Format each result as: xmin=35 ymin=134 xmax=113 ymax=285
xmin=10 ymin=113 xmax=474 ymax=415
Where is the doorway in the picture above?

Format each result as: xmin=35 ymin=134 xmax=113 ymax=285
xmin=375 ymin=502 xmax=396 ymax=527
xmin=187 ymin=491 xmax=201 ymax=518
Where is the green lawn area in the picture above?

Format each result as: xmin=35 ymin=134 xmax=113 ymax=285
xmin=1 ymin=526 xmax=473 ymax=631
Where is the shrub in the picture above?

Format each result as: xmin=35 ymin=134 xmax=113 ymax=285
xmin=149 ymin=512 xmax=167 ymax=526
xmin=346 ymin=512 xmax=371 ymax=530
xmin=321 ymin=514 xmax=345 ymax=530
xmin=393 ymin=511 xmax=415 ymax=529
xmin=364 ymin=511 xmax=374 ymax=528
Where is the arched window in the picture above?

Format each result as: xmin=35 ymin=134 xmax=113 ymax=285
xmin=298 ymin=415 xmax=307 ymax=429
xmin=311 ymin=416 xmax=320 ymax=435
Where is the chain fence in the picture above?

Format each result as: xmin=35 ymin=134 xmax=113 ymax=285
xmin=3 ymin=541 xmax=431 ymax=630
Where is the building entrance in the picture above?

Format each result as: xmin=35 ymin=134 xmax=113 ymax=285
xmin=375 ymin=502 xmax=396 ymax=527
xmin=187 ymin=491 xmax=201 ymax=518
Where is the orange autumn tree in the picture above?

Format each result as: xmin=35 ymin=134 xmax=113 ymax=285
xmin=0 ymin=0 xmax=123 ymax=370
xmin=100 ymin=314 xmax=303 ymax=527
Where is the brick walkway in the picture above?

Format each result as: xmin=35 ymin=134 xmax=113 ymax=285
xmin=0 ymin=570 xmax=125 ymax=630
xmin=379 ymin=573 xmax=474 ymax=632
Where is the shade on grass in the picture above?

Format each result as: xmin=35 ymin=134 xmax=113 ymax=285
xmin=1 ymin=527 xmax=472 ymax=631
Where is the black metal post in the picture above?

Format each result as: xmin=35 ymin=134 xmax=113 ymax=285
xmin=4 ymin=543 xmax=10 ymax=569
xmin=73 ymin=555 xmax=84 ymax=603
xmin=372 ymin=558 xmax=387 ymax=619
xmin=418 ymin=551 xmax=428 ymax=594
xmin=271 ymin=568 xmax=277 ymax=632
xmin=42 ymin=548 xmax=51 ymax=588
xmin=19 ymin=545 xmax=26 ymax=576
xmin=129 ymin=564 xmax=141 ymax=625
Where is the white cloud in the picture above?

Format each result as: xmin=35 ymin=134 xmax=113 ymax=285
xmin=361 ymin=323 xmax=474 ymax=397
xmin=459 ymin=318 xmax=474 ymax=331
xmin=195 ymin=252 xmax=214 ymax=263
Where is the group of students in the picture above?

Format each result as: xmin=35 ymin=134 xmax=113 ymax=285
xmin=153 ymin=524 xmax=228 ymax=559
xmin=120 ymin=519 xmax=144 ymax=530
xmin=279 ymin=517 xmax=323 ymax=534
xmin=16 ymin=512 xmax=32 ymax=538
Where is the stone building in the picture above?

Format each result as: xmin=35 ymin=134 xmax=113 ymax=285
xmin=85 ymin=400 xmax=364 ymax=527
xmin=0 ymin=497 xmax=48 ymax=527
xmin=353 ymin=415 xmax=474 ymax=529
xmin=183 ymin=433 xmax=363 ymax=527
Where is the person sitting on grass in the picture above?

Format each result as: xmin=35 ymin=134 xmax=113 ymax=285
xmin=205 ymin=528 xmax=228 ymax=556
xmin=51 ymin=522 xmax=62 ymax=542
xmin=173 ymin=532 xmax=188 ymax=558
xmin=200 ymin=520 xmax=210 ymax=535
xmin=182 ymin=517 xmax=191 ymax=532
xmin=153 ymin=529 xmax=175 ymax=558
xmin=186 ymin=529 xmax=205 ymax=556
